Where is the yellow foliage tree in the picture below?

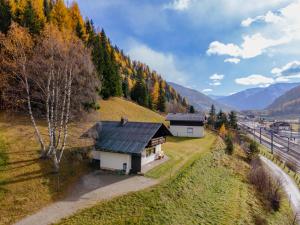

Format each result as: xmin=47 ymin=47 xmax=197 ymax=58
xmin=151 ymin=79 xmax=159 ymax=108
xmin=219 ymin=123 xmax=227 ymax=138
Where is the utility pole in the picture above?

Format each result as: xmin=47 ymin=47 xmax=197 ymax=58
xmin=271 ymin=130 xmax=274 ymax=154
xmin=260 ymin=127 xmax=262 ymax=144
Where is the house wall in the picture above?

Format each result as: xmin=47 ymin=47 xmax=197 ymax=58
xmin=141 ymin=144 xmax=161 ymax=166
xmin=170 ymin=125 xmax=204 ymax=138
xmin=91 ymin=150 xmax=132 ymax=174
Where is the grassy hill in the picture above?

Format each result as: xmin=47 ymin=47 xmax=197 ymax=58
xmin=0 ymin=97 xmax=165 ymax=225
xmin=98 ymin=98 xmax=165 ymax=123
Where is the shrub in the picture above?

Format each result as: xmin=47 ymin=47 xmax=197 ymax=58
xmin=254 ymin=214 xmax=268 ymax=225
xmin=225 ymin=135 xmax=234 ymax=155
xmin=247 ymin=140 xmax=259 ymax=161
xmin=285 ymin=161 xmax=297 ymax=172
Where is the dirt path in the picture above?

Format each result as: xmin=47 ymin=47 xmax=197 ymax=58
xmin=14 ymin=172 xmax=158 ymax=225
xmin=260 ymin=156 xmax=300 ymax=223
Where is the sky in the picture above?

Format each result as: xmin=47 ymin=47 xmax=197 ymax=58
xmin=76 ymin=0 xmax=300 ymax=96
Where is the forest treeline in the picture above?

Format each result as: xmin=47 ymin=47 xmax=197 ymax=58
xmin=0 ymin=0 xmax=189 ymax=115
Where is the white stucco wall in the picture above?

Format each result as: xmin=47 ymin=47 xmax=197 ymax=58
xmin=141 ymin=144 xmax=161 ymax=166
xmin=91 ymin=150 xmax=132 ymax=174
xmin=170 ymin=125 xmax=204 ymax=138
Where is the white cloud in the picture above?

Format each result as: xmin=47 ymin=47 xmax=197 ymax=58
xmin=235 ymin=74 xmax=274 ymax=86
xmin=241 ymin=11 xmax=283 ymax=27
xmin=210 ymin=73 xmax=224 ymax=80
xmin=224 ymin=58 xmax=241 ymax=64
xmin=209 ymin=73 xmax=224 ymax=86
xmin=207 ymin=33 xmax=290 ymax=60
xmin=127 ymin=40 xmax=187 ymax=85
xmin=163 ymin=0 xmax=192 ymax=11
xmin=202 ymin=88 xmax=213 ymax=92
xmin=271 ymin=60 xmax=300 ymax=76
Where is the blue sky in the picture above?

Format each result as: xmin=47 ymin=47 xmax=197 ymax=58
xmin=77 ymin=0 xmax=300 ymax=96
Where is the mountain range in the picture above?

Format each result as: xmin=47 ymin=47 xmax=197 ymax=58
xmin=217 ymin=83 xmax=300 ymax=111
xmin=168 ymin=82 xmax=231 ymax=112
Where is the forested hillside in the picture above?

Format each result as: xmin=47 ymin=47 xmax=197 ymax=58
xmin=0 ymin=0 xmax=189 ymax=114
xmin=267 ymin=84 xmax=300 ymax=116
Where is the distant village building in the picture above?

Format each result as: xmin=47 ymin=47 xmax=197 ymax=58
xmin=82 ymin=118 xmax=171 ymax=174
xmin=270 ymin=121 xmax=291 ymax=133
xmin=166 ymin=113 xmax=206 ymax=138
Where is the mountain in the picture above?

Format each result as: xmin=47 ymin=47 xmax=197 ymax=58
xmin=208 ymin=95 xmax=224 ymax=100
xmin=217 ymin=83 xmax=300 ymax=111
xmin=168 ymin=82 xmax=231 ymax=112
xmin=267 ymin=84 xmax=300 ymax=116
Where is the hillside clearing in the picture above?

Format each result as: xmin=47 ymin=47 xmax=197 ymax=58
xmin=0 ymin=97 xmax=164 ymax=225
xmin=58 ymin=138 xmax=293 ymax=225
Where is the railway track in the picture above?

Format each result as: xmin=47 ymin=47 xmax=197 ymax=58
xmin=239 ymin=123 xmax=300 ymax=173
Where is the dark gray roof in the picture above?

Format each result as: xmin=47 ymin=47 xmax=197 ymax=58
xmin=85 ymin=121 xmax=171 ymax=154
xmin=166 ymin=113 xmax=205 ymax=122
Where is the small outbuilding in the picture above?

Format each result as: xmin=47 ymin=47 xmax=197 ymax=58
xmin=166 ymin=113 xmax=206 ymax=138
xmin=82 ymin=118 xmax=171 ymax=174
xmin=270 ymin=121 xmax=291 ymax=133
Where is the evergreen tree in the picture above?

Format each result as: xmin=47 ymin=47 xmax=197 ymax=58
xmin=122 ymin=77 xmax=130 ymax=99
xmin=229 ymin=110 xmax=238 ymax=129
xmin=189 ymin=105 xmax=195 ymax=113
xmin=216 ymin=110 xmax=228 ymax=129
xmin=22 ymin=1 xmax=44 ymax=34
xmin=208 ymin=104 xmax=216 ymax=127
xmin=157 ymin=81 xmax=166 ymax=112
xmin=0 ymin=0 xmax=12 ymax=33
xmin=99 ymin=29 xmax=122 ymax=98
xmin=43 ymin=0 xmax=52 ymax=21
xmin=131 ymin=68 xmax=148 ymax=107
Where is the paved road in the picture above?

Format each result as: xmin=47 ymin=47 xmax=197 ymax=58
xmin=14 ymin=172 xmax=158 ymax=225
xmin=261 ymin=156 xmax=300 ymax=224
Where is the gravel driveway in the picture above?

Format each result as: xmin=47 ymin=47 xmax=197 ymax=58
xmin=14 ymin=171 xmax=158 ymax=225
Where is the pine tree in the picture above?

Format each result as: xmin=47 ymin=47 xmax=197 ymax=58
xmin=216 ymin=110 xmax=228 ymax=129
xmin=229 ymin=110 xmax=238 ymax=129
xmin=157 ymin=81 xmax=166 ymax=112
xmin=189 ymin=105 xmax=195 ymax=113
xmin=208 ymin=104 xmax=216 ymax=128
xmin=99 ymin=29 xmax=122 ymax=99
xmin=43 ymin=0 xmax=52 ymax=21
xmin=122 ymin=77 xmax=130 ymax=99
xmin=0 ymin=0 xmax=12 ymax=33
xmin=131 ymin=68 xmax=148 ymax=107
xmin=22 ymin=0 xmax=44 ymax=34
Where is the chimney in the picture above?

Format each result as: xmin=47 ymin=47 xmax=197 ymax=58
xmin=120 ymin=117 xmax=128 ymax=126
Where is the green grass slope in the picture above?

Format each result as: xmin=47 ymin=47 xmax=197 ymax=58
xmin=58 ymin=138 xmax=293 ymax=225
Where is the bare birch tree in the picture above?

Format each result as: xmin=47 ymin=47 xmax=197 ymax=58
xmin=0 ymin=23 xmax=98 ymax=172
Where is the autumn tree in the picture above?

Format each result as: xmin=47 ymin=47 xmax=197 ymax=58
xmin=22 ymin=0 xmax=44 ymax=34
xmin=219 ymin=123 xmax=227 ymax=138
xmin=0 ymin=23 xmax=98 ymax=171
xmin=50 ymin=0 xmax=71 ymax=30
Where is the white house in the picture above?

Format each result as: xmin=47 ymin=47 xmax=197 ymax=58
xmin=166 ymin=113 xmax=206 ymax=138
xmin=82 ymin=118 xmax=171 ymax=174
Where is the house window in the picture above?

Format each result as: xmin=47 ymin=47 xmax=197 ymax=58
xmin=187 ymin=128 xmax=193 ymax=135
xmin=145 ymin=147 xmax=155 ymax=157
xmin=123 ymin=163 xmax=127 ymax=172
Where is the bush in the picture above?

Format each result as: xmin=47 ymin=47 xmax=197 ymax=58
xmin=247 ymin=140 xmax=259 ymax=161
xmin=249 ymin=159 xmax=282 ymax=211
xmin=285 ymin=161 xmax=297 ymax=172
xmin=225 ymin=135 xmax=234 ymax=155
xmin=254 ymin=214 xmax=268 ymax=225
